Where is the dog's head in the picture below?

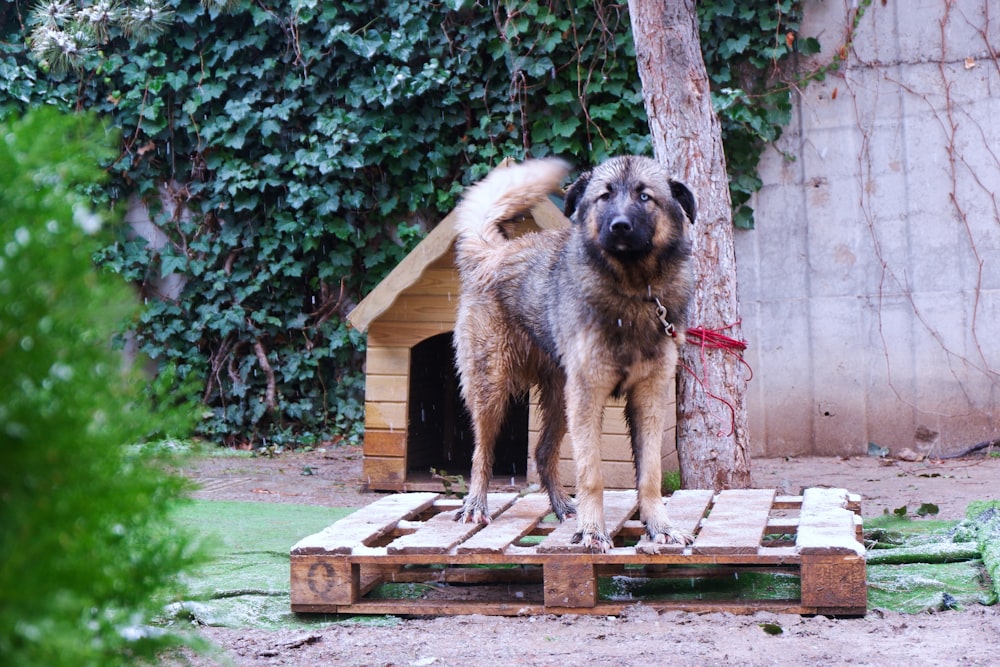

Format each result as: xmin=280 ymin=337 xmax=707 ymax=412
xmin=564 ymin=156 xmax=695 ymax=259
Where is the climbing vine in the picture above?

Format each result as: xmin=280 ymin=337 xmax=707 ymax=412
xmin=0 ymin=0 xmax=820 ymax=446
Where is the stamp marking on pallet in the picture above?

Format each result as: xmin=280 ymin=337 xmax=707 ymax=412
xmin=290 ymin=488 xmax=866 ymax=616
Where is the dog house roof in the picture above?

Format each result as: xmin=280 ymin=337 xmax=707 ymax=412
xmin=347 ymin=191 xmax=569 ymax=333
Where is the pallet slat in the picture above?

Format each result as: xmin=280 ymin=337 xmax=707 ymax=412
xmin=797 ymin=487 xmax=865 ymax=555
xmin=387 ymin=493 xmax=519 ymax=554
xmin=291 ymin=492 xmax=439 ymax=555
xmin=457 ymin=493 xmax=554 ymax=554
xmin=693 ymin=489 xmax=776 ymax=555
xmin=536 ymin=490 xmax=638 ymax=554
xmin=636 ymin=489 xmax=715 ymax=554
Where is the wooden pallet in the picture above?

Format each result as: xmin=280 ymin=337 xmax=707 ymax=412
xmin=290 ymin=488 xmax=866 ymax=617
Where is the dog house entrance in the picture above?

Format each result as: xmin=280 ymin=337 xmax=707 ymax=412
xmin=406 ymin=333 xmax=528 ymax=484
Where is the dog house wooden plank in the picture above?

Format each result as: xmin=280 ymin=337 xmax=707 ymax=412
xmin=291 ymin=492 xmax=440 ymax=555
xmin=456 ymin=493 xmax=554 ymax=554
xmin=635 ymin=489 xmax=715 ymax=554
xmin=383 ymin=294 xmax=459 ymax=323
xmin=536 ymin=490 xmax=638 ymax=553
xmin=386 ymin=493 xmax=519 ymax=554
xmin=365 ymin=346 xmax=410 ymax=374
xmin=368 ymin=321 xmax=455 ymax=348
xmin=692 ymin=489 xmax=775 ymax=555
xmin=362 ymin=456 xmax=406 ymax=489
xmin=364 ymin=401 xmax=407 ymax=431
xmin=553 ymin=460 xmax=643 ymax=492
xmin=364 ymin=374 xmax=408 ymax=402
xmin=797 ymin=488 xmax=865 ymax=555
xmin=408 ymin=268 xmax=460 ymax=296
xmin=601 ymin=401 xmax=630 ymax=435
xmin=362 ymin=430 xmax=406 ymax=457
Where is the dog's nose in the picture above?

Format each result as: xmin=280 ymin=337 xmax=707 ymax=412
xmin=609 ymin=216 xmax=633 ymax=235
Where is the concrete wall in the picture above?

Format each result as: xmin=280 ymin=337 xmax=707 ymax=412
xmin=737 ymin=0 xmax=999 ymax=458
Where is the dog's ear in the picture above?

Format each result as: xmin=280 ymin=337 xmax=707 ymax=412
xmin=670 ymin=180 xmax=696 ymax=224
xmin=564 ymin=170 xmax=592 ymax=221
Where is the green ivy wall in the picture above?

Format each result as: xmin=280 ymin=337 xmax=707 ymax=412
xmin=0 ymin=0 xmax=815 ymax=446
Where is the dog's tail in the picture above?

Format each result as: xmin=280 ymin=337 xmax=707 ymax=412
xmin=453 ymin=158 xmax=570 ymax=259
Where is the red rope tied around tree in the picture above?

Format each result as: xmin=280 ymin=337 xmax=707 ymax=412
xmin=681 ymin=321 xmax=752 ymax=437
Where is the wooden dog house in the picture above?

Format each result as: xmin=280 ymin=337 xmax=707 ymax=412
xmin=347 ymin=190 xmax=679 ymax=492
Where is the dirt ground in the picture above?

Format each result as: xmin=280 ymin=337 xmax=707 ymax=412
xmin=174 ymin=447 xmax=1000 ymax=666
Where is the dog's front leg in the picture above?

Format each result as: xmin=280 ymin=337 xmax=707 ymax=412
xmin=565 ymin=375 xmax=612 ymax=552
xmin=627 ymin=374 xmax=693 ymax=546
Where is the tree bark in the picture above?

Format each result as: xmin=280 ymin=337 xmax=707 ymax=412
xmin=627 ymin=0 xmax=752 ymax=489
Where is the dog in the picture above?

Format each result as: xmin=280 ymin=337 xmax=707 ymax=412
xmin=452 ymin=156 xmax=696 ymax=552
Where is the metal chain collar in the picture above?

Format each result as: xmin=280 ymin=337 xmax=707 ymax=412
xmin=654 ymin=297 xmax=677 ymax=338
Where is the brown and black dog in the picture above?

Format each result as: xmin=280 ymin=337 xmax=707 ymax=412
xmin=452 ymin=156 xmax=696 ymax=551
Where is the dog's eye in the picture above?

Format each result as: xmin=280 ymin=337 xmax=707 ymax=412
xmin=599 ymin=191 xmax=612 ymax=201
xmin=639 ymin=192 xmax=650 ymax=202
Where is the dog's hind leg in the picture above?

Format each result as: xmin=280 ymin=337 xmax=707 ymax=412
xmin=532 ymin=376 xmax=575 ymax=521
xmin=455 ymin=378 xmax=509 ymax=524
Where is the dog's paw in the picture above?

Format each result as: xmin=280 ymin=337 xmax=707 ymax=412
xmin=454 ymin=502 xmax=491 ymax=525
xmin=548 ymin=494 xmax=577 ymax=522
xmin=647 ymin=525 xmax=694 ymax=546
xmin=571 ymin=530 xmax=613 ymax=553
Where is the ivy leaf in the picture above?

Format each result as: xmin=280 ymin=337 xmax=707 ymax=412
xmin=550 ymin=116 xmax=580 ymax=139
xmin=799 ymin=37 xmax=821 ymax=55
xmin=160 ymin=252 xmax=187 ymax=278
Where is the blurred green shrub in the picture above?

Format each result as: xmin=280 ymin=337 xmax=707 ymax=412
xmin=0 ymin=108 xmax=203 ymax=667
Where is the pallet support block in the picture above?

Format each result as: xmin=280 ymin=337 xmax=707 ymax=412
xmin=290 ymin=556 xmax=359 ymax=607
xmin=544 ymin=561 xmax=597 ymax=608
xmin=797 ymin=487 xmax=867 ymax=613
xmin=800 ymin=553 xmax=867 ymax=612
xmin=290 ymin=488 xmax=868 ymax=616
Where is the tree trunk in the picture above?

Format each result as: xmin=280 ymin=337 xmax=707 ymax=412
xmin=627 ymin=0 xmax=752 ymax=489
